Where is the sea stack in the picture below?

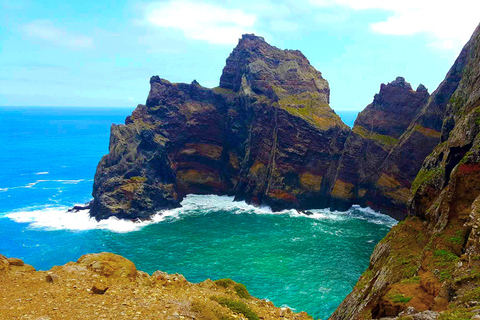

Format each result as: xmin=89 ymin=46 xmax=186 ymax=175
xmin=90 ymin=34 xmax=350 ymax=220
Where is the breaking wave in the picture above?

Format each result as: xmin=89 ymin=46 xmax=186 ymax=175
xmin=2 ymin=194 xmax=397 ymax=233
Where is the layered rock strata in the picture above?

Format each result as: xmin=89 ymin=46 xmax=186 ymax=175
xmin=90 ymin=34 xmax=450 ymax=221
xmin=91 ymin=34 xmax=350 ymax=220
xmin=331 ymin=77 xmax=430 ymax=219
xmin=332 ymin=23 xmax=480 ymax=320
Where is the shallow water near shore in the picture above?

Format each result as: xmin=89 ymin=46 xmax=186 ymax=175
xmin=0 ymin=107 xmax=392 ymax=319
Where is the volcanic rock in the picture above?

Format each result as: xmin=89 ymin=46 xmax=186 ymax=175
xmin=332 ymin=22 xmax=480 ymax=320
xmin=331 ymin=77 xmax=430 ymax=219
xmin=90 ymin=34 xmax=350 ymax=220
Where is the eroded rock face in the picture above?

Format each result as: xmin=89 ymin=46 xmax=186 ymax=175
xmin=331 ymin=77 xmax=430 ymax=219
xmin=90 ymin=33 xmax=449 ymax=221
xmin=90 ymin=34 xmax=350 ymax=220
xmin=331 ymin=23 xmax=480 ymax=320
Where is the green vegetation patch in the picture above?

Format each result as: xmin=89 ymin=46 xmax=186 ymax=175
xmin=210 ymin=297 xmax=259 ymax=320
xmin=274 ymin=89 xmax=343 ymax=130
xmin=438 ymin=308 xmax=475 ymax=320
xmin=458 ymin=286 xmax=480 ymax=303
xmin=439 ymin=270 xmax=452 ymax=281
xmin=400 ymin=276 xmax=421 ymax=284
xmin=234 ymin=283 xmax=250 ymax=299
xmin=191 ymin=300 xmax=234 ymax=320
xmin=475 ymin=106 xmax=480 ymax=126
xmin=391 ymin=294 xmax=412 ymax=303
xmin=353 ymin=125 xmax=398 ymax=149
xmin=214 ymin=278 xmax=235 ymax=288
xmin=433 ymin=249 xmax=459 ymax=262
xmin=356 ymin=269 xmax=374 ymax=289
xmin=411 ymin=167 xmax=445 ymax=194
xmin=448 ymin=231 xmax=463 ymax=245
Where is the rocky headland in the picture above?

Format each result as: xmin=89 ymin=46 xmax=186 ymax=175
xmin=85 ymin=21 xmax=480 ymax=320
xmin=89 ymin=34 xmax=439 ymax=221
xmin=0 ymin=252 xmax=311 ymax=320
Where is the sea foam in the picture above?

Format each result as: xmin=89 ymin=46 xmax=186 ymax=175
xmin=2 ymin=194 xmax=397 ymax=233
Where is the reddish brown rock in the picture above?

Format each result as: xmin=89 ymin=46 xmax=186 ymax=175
xmin=332 ymin=22 xmax=480 ymax=320
xmin=331 ymin=77 xmax=430 ymax=219
xmin=90 ymin=34 xmax=350 ymax=220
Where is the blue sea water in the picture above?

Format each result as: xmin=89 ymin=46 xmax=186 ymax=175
xmin=0 ymin=107 xmax=392 ymax=319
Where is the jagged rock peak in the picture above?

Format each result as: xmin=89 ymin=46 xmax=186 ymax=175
xmin=150 ymin=75 xmax=170 ymax=85
xmin=383 ymin=76 xmax=412 ymax=90
xmin=239 ymin=33 xmax=266 ymax=43
xmin=219 ymin=33 xmax=330 ymax=102
xmin=416 ymin=83 xmax=428 ymax=92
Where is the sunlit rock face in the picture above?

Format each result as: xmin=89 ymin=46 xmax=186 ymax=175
xmin=90 ymin=34 xmax=350 ymax=220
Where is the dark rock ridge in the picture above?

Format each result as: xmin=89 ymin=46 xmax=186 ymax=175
xmin=90 ymin=34 xmax=444 ymax=221
xmin=332 ymin=22 xmax=480 ymax=320
xmin=331 ymin=77 xmax=431 ymax=219
xmin=91 ymin=34 xmax=350 ymax=220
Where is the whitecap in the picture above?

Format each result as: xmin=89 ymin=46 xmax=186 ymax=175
xmin=53 ymin=179 xmax=85 ymax=184
xmin=4 ymin=206 xmax=169 ymax=233
xmin=35 ymin=172 xmax=49 ymax=175
xmin=2 ymin=194 xmax=397 ymax=233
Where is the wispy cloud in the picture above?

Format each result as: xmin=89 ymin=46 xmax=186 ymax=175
xmin=143 ymin=0 xmax=257 ymax=45
xmin=22 ymin=20 xmax=93 ymax=49
xmin=309 ymin=0 xmax=480 ymax=50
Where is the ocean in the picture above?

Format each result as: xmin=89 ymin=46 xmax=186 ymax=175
xmin=0 ymin=106 xmax=391 ymax=319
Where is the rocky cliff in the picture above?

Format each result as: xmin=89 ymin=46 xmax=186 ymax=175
xmin=331 ymin=23 xmax=480 ymax=320
xmin=331 ymin=77 xmax=430 ymax=219
xmin=90 ymin=34 xmax=351 ymax=220
xmin=90 ymin=33 xmax=445 ymax=221
xmin=0 ymin=252 xmax=311 ymax=319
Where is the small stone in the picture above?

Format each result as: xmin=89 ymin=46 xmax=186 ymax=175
xmin=91 ymin=283 xmax=109 ymax=294
xmin=46 ymin=273 xmax=59 ymax=283
xmin=471 ymin=315 xmax=480 ymax=320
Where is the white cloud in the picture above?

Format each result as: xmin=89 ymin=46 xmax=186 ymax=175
xmin=310 ymin=0 xmax=480 ymax=50
xmin=144 ymin=0 xmax=257 ymax=45
xmin=23 ymin=20 xmax=93 ymax=49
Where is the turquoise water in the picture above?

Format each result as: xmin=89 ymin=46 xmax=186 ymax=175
xmin=0 ymin=107 xmax=392 ymax=319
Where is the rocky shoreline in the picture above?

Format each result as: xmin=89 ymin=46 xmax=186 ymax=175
xmin=0 ymin=252 xmax=311 ymax=320
xmin=75 ymin=19 xmax=480 ymax=320
xmin=88 ymin=35 xmax=443 ymax=222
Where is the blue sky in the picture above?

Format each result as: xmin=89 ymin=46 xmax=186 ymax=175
xmin=1 ymin=0 xmax=479 ymax=111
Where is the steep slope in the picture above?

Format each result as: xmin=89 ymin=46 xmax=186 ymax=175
xmin=0 ymin=252 xmax=311 ymax=319
xmin=90 ymin=34 xmax=350 ymax=220
xmin=332 ymin=23 xmax=480 ymax=320
xmin=368 ymin=48 xmax=470 ymax=219
xmin=331 ymin=77 xmax=430 ymax=219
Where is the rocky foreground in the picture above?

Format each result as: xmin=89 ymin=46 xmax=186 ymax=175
xmin=0 ymin=252 xmax=311 ymax=320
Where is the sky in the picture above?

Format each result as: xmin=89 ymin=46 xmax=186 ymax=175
xmin=1 ymin=0 xmax=479 ymax=111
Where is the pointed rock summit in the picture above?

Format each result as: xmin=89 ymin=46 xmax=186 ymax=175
xmin=219 ymin=34 xmax=329 ymax=103
xmin=331 ymin=77 xmax=430 ymax=218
